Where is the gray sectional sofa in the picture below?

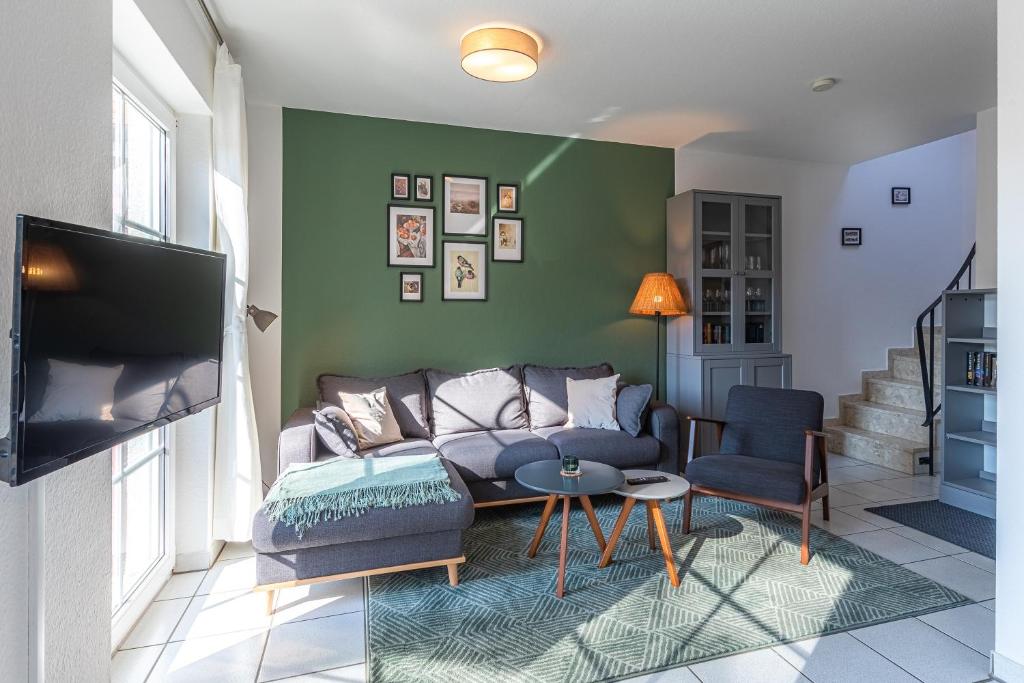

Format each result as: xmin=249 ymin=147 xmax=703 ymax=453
xmin=276 ymin=364 xmax=680 ymax=504
xmin=252 ymin=363 xmax=679 ymax=610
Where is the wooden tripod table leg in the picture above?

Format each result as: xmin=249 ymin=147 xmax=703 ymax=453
xmin=556 ymin=496 xmax=571 ymax=599
xmin=598 ymin=497 xmax=636 ymax=568
xmin=527 ymin=494 xmax=559 ymax=558
xmin=646 ymin=505 xmax=656 ymax=549
xmin=647 ymin=500 xmax=680 ymax=587
xmin=578 ymin=495 xmax=606 ymax=551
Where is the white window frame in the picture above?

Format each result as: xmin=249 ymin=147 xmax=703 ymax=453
xmin=110 ymin=52 xmax=179 ymax=651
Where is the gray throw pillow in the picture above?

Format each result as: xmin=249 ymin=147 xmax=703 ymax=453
xmin=313 ymin=404 xmax=360 ymax=457
xmin=616 ymin=383 xmax=653 ymax=437
xmin=426 ymin=366 xmax=528 ymax=436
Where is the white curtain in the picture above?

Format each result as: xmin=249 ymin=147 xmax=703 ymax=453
xmin=212 ymin=44 xmax=262 ymax=541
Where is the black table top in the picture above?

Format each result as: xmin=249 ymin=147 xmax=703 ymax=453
xmin=514 ymin=459 xmax=626 ymax=496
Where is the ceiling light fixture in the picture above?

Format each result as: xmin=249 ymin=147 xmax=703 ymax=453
xmin=811 ymin=77 xmax=837 ymax=92
xmin=460 ymin=27 xmax=539 ymax=82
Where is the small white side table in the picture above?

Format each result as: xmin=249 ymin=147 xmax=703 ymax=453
xmin=598 ymin=469 xmax=690 ymax=587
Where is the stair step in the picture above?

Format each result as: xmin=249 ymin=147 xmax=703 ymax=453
xmin=841 ymin=398 xmax=932 ymax=442
xmin=892 ymin=353 xmax=933 ymax=382
xmin=825 ymin=424 xmax=935 ymax=475
xmin=864 ymin=376 xmax=938 ymax=411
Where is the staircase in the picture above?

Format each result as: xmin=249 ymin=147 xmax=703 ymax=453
xmin=825 ymin=328 xmax=942 ymax=475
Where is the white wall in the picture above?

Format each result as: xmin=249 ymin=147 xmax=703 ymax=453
xmin=995 ymin=2 xmax=1024 ymax=680
xmin=976 ymin=107 xmax=997 ymax=289
xmin=675 ymin=133 xmax=977 ymax=417
xmin=0 ymin=0 xmax=113 ymax=680
xmin=246 ymin=104 xmax=284 ymax=486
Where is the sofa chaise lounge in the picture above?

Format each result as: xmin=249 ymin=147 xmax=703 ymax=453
xmin=252 ymin=363 xmax=680 ymax=609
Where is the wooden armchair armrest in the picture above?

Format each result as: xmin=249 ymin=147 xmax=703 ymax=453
xmin=803 ymin=429 xmax=830 ymax=497
xmin=685 ymin=416 xmax=727 ymax=467
xmin=687 ymin=416 xmax=727 ymax=426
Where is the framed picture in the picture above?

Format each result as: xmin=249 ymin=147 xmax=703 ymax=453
xmin=386 ymin=204 xmax=434 ymax=267
xmin=391 ymin=173 xmax=411 ymax=200
xmin=414 ymin=175 xmax=433 ymax=202
xmin=891 ymin=187 xmax=911 ymax=205
xmin=442 ymin=241 xmax=487 ymax=301
xmin=841 ymin=227 xmax=862 ymax=246
xmin=399 ymin=272 xmax=423 ymax=302
xmin=442 ymin=174 xmax=487 ymax=236
xmin=492 ymin=217 xmax=524 ymax=262
xmin=496 ymin=183 xmax=519 ymax=213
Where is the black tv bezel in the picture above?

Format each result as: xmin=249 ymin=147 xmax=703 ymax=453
xmin=2 ymin=215 xmax=227 ymax=487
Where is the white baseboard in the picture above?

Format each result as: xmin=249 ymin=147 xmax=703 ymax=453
xmin=992 ymin=650 xmax=1024 ymax=683
xmin=175 ymin=540 xmax=224 ymax=573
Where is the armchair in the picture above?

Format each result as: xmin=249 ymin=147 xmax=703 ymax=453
xmin=681 ymin=385 xmax=828 ymax=565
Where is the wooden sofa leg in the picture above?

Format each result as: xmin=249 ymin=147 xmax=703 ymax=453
xmin=264 ymin=589 xmax=276 ymax=616
xmin=800 ymin=504 xmax=811 ymax=565
xmin=682 ymin=490 xmax=693 ymax=535
xmin=821 ymin=493 xmax=830 ymax=521
xmin=447 ymin=562 xmax=459 ymax=587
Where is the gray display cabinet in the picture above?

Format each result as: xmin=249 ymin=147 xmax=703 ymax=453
xmin=666 ymin=190 xmax=792 ymax=455
xmin=939 ymin=288 xmax=997 ymax=518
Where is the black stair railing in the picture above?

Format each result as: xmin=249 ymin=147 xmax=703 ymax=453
xmin=915 ymin=243 xmax=977 ymax=476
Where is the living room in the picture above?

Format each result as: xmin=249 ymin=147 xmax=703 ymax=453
xmin=1 ymin=1 xmax=1021 ymax=682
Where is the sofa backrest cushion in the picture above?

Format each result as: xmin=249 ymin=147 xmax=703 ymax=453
xmin=426 ymin=366 xmax=528 ymax=436
xmin=523 ymin=363 xmax=615 ymax=429
xmin=318 ymin=370 xmax=430 ymax=439
xmin=720 ymin=385 xmax=824 ymax=467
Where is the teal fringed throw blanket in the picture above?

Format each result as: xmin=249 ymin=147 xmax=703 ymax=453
xmin=263 ymin=454 xmax=461 ymax=538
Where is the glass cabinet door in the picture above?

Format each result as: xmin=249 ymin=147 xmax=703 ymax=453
xmin=696 ymin=195 xmax=735 ymax=351
xmin=738 ymin=197 xmax=778 ymax=351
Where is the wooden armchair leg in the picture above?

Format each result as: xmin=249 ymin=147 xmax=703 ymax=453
xmin=821 ymin=493 xmax=830 ymax=521
xmin=800 ymin=503 xmax=811 ymax=565
xmin=682 ymin=489 xmax=693 ymax=535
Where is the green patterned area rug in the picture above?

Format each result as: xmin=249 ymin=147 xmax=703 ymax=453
xmin=368 ymin=496 xmax=969 ymax=683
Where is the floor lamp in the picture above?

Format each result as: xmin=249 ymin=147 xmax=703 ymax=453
xmin=629 ymin=273 xmax=686 ymax=401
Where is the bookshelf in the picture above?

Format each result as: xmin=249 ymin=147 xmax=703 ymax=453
xmin=939 ymin=288 xmax=997 ymax=518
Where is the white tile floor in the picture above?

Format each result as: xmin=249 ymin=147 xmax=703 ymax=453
xmin=114 ymin=456 xmax=996 ymax=683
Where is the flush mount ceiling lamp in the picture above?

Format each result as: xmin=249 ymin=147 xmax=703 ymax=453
xmin=460 ymin=26 xmax=540 ymax=82
xmin=811 ymin=77 xmax=838 ymax=92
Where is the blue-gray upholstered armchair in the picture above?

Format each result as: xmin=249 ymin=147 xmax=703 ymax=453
xmin=682 ymin=385 xmax=829 ymax=565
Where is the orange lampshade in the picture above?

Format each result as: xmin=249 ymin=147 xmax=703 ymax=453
xmin=629 ymin=272 xmax=686 ymax=316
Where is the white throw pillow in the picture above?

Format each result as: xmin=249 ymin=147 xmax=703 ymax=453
xmin=31 ymin=359 xmax=124 ymax=423
xmin=337 ymin=387 xmax=403 ymax=449
xmin=566 ymin=374 xmax=621 ymax=430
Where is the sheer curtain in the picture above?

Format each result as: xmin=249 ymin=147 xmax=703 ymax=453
xmin=212 ymin=44 xmax=263 ymax=541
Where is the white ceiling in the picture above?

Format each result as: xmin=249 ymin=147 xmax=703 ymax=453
xmin=211 ymin=0 xmax=995 ymax=164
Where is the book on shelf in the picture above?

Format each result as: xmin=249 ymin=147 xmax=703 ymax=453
xmin=964 ymin=351 xmax=997 ymax=388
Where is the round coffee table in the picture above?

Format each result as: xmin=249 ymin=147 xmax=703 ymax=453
xmin=598 ymin=469 xmax=690 ymax=587
xmin=514 ymin=459 xmax=625 ymax=598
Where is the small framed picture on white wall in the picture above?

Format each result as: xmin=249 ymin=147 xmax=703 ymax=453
xmin=841 ymin=227 xmax=862 ymax=246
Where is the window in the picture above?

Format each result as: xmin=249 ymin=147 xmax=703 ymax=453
xmin=111 ymin=82 xmax=171 ymax=615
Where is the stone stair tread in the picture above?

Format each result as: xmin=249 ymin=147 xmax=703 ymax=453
xmin=826 ymin=423 xmax=930 ymax=452
xmin=891 ymin=347 xmax=942 ymax=359
xmin=866 ymin=375 xmax=936 ymax=389
xmin=843 ymin=397 xmax=927 ymax=420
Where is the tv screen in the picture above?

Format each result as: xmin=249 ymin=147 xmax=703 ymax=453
xmin=3 ymin=215 xmax=226 ymax=486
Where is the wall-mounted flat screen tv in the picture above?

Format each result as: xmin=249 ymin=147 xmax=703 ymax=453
xmin=2 ymin=215 xmax=226 ymax=486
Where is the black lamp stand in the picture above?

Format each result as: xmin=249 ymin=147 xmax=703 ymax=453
xmin=654 ymin=311 xmax=662 ymax=401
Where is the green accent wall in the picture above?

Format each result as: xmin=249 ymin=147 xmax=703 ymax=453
xmin=282 ymin=109 xmax=674 ymax=416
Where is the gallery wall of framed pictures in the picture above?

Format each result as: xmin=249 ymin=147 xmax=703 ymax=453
xmin=387 ymin=172 xmax=525 ymax=301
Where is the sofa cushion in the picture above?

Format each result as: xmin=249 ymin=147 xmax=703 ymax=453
xmin=314 ymin=438 xmax=439 ymax=462
xmin=685 ymin=453 xmax=807 ymax=504
xmin=426 ymin=367 xmax=528 ymax=436
xmin=617 ymin=384 xmax=653 ymax=437
xmin=253 ymin=458 xmax=473 ymax=553
xmin=313 ymin=405 xmax=359 ymax=457
xmin=433 ymin=429 xmax=558 ymax=482
xmin=537 ymin=425 xmax=660 ymax=469
xmin=523 ymin=363 xmax=614 ymax=429
xmin=318 ymin=371 xmax=430 ymax=439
